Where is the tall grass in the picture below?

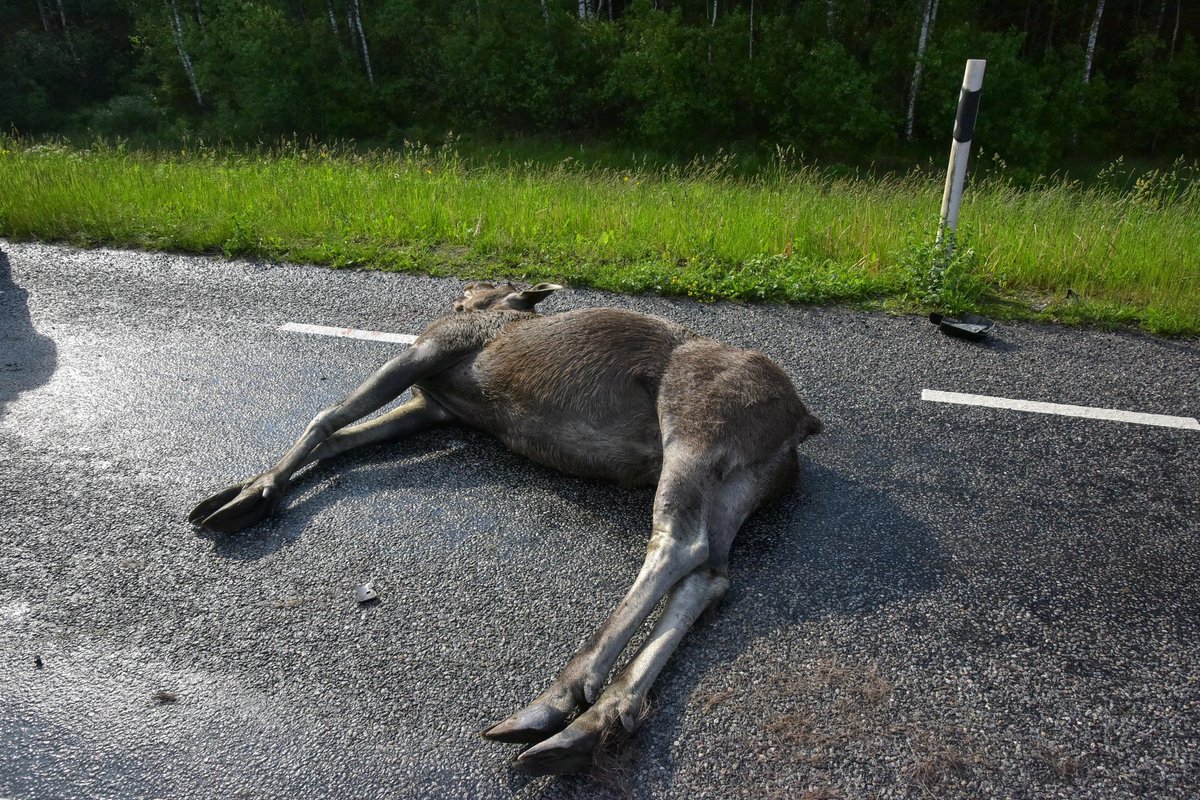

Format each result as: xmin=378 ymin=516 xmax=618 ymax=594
xmin=1 ymin=138 xmax=1197 ymax=335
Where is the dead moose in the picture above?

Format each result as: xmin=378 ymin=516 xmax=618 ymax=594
xmin=190 ymin=281 xmax=822 ymax=775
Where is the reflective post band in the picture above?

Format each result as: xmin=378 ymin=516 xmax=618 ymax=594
xmin=937 ymin=59 xmax=986 ymax=256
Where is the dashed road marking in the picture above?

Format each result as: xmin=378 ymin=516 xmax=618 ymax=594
xmin=922 ymin=389 xmax=1199 ymax=431
xmin=273 ymin=328 xmax=1198 ymax=432
xmin=280 ymin=322 xmax=417 ymax=345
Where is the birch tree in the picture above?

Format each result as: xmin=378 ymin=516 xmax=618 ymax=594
xmin=33 ymin=0 xmax=51 ymax=33
xmin=54 ymin=0 xmax=79 ymax=62
xmin=749 ymin=0 xmax=755 ymax=59
xmin=826 ymin=0 xmax=836 ymax=35
xmin=167 ymin=0 xmax=203 ymax=106
xmin=1082 ymin=0 xmax=1105 ymax=86
xmin=1045 ymin=0 xmax=1058 ymax=53
xmin=1169 ymin=0 xmax=1180 ymax=57
xmin=709 ymin=0 xmax=717 ymax=65
xmin=327 ymin=0 xmax=340 ymax=36
xmin=349 ymin=0 xmax=374 ymax=86
xmin=905 ymin=0 xmax=938 ymax=141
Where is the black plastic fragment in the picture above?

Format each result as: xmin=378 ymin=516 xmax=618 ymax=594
xmin=929 ymin=312 xmax=995 ymax=341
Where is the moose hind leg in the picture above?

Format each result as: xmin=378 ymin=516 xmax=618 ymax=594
xmin=514 ymin=566 xmax=728 ymax=776
xmin=482 ymin=448 xmax=718 ymax=745
xmin=513 ymin=450 xmax=796 ymax=775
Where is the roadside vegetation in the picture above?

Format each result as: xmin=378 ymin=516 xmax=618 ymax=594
xmin=5 ymin=1 xmax=1197 ymax=180
xmin=2 ymin=138 xmax=1197 ymax=336
xmin=3 ymin=2 xmax=1197 ymax=334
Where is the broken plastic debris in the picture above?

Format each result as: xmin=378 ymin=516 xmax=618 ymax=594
xmin=355 ymin=582 xmax=379 ymax=604
xmin=929 ymin=312 xmax=995 ymax=341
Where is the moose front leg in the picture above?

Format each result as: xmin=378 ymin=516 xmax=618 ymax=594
xmin=189 ymin=344 xmax=448 ymax=532
xmin=300 ymin=392 xmax=451 ymax=466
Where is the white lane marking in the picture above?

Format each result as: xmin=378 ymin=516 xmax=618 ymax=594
xmin=280 ymin=322 xmax=417 ymax=345
xmin=922 ymin=389 xmax=1200 ymax=431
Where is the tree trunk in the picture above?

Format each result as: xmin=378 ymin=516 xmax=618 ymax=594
xmin=1045 ymin=0 xmax=1057 ymax=53
xmin=1072 ymin=0 xmax=1105 ymax=150
xmin=327 ymin=0 xmax=339 ymax=36
xmin=34 ymin=0 xmax=51 ymax=33
xmin=54 ymin=0 xmax=79 ymax=61
xmin=192 ymin=0 xmax=203 ymax=26
xmin=167 ymin=0 xmax=203 ymax=106
xmin=1170 ymin=0 xmax=1180 ymax=57
xmin=749 ymin=0 xmax=754 ymax=59
xmin=578 ymin=0 xmax=587 ymax=20
xmin=349 ymin=0 xmax=374 ymax=86
xmin=540 ymin=0 xmax=548 ymax=24
xmin=1082 ymin=0 xmax=1104 ymax=86
xmin=1022 ymin=0 xmax=1033 ymax=55
xmin=708 ymin=0 xmax=717 ymax=65
xmin=905 ymin=0 xmax=938 ymax=141
xmin=826 ymin=0 xmax=836 ymax=35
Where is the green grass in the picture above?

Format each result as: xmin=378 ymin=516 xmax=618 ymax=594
xmin=2 ymin=137 xmax=1198 ymax=335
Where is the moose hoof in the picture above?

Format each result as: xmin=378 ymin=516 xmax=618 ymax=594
xmin=482 ymin=702 xmax=570 ymax=744
xmin=188 ymin=478 xmax=282 ymax=533
xmin=513 ymin=727 xmax=600 ymax=776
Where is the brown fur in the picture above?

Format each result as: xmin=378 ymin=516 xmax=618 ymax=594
xmin=189 ymin=281 xmax=822 ymax=776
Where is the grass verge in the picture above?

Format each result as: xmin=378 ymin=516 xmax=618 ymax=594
xmin=1 ymin=138 xmax=1197 ymax=336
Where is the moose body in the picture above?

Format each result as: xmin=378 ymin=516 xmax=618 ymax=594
xmin=190 ymin=282 xmax=821 ymax=775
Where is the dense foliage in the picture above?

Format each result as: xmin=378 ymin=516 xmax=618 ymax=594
xmin=1 ymin=1 xmax=1197 ymax=172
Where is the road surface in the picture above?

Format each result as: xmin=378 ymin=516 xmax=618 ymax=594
xmin=1 ymin=241 xmax=1197 ymax=798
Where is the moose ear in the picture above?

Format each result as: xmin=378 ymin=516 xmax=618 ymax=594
xmin=463 ymin=281 xmax=495 ymax=296
xmin=506 ymin=282 xmax=563 ymax=310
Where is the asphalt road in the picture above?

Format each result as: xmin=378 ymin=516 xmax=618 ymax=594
xmin=1 ymin=240 xmax=1197 ymax=799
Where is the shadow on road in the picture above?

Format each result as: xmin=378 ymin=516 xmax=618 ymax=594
xmin=509 ymin=459 xmax=946 ymax=796
xmin=192 ymin=427 xmax=511 ymax=560
xmin=0 ymin=248 xmax=57 ymax=421
xmin=196 ymin=433 xmax=944 ymax=795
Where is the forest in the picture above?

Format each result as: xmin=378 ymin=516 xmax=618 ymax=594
xmin=1 ymin=0 xmax=1197 ymax=173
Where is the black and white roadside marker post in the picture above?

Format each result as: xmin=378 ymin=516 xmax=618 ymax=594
xmin=927 ymin=58 xmax=995 ymax=341
xmin=936 ymin=59 xmax=986 ymax=258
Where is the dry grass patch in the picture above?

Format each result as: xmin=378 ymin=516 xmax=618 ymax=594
xmin=697 ymin=688 xmax=736 ymax=715
xmin=901 ymin=733 xmax=975 ymax=797
xmin=590 ymin=697 xmax=654 ymax=799
xmin=1035 ymin=745 xmax=1085 ymax=781
xmin=685 ymin=643 xmax=986 ymax=795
